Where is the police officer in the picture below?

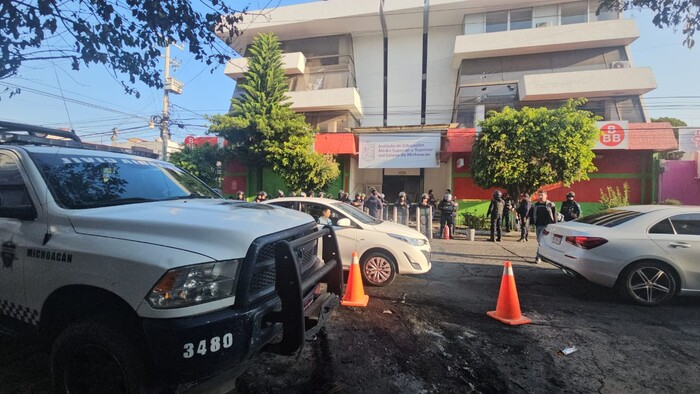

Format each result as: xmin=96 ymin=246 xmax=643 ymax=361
xmin=364 ymin=188 xmax=383 ymax=219
xmin=417 ymin=193 xmax=432 ymax=237
xmin=560 ymin=191 xmax=582 ymax=222
xmin=254 ymin=191 xmax=267 ymax=203
xmin=502 ymin=193 xmax=514 ymax=232
xmin=276 ymin=190 xmax=285 ymax=199
xmin=516 ymin=193 xmax=532 ymax=242
xmin=438 ymin=193 xmax=457 ymax=239
xmin=487 ymin=190 xmax=505 ymax=242
xmin=395 ymin=191 xmax=411 ymax=225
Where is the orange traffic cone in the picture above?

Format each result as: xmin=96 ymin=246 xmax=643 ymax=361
xmin=443 ymin=224 xmax=450 ymax=240
xmin=342 ymin=252 xmax=369 ymax=307
xmin=487 ymin=261 xmax=531 ymax=325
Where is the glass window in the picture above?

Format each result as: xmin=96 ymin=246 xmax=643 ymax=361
xmin=485 ymin=11 xmax=508 ymax=33
xmin=561 ymin=1 xmax=588 ymax=25
xmin=510 ymin=8 xmax=533 ymax=30
xmin=576 ymin=209 xmax=645 ymax=227
xmin=670 ymin=214 xmax=700 ymax=236
xmin=649 ymin=219 xmax=675 ymax=234
xmin=0 ymin=153 xmax=33 ymax=209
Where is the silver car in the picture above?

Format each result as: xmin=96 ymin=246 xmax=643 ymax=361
xmin=264 ymin=197 xmax=431 ymax=286
xmin=537 ymin=205 xmax=700 ymax=306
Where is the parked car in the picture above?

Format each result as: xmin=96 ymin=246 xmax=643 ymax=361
xmin=537 ymin=205 xmax=700 ymax=306
xmin=264 ymin=197 xmax=431 ymax=286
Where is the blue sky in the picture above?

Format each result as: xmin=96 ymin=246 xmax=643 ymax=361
xmin=0 ymin=1 xmax=698 ymax=145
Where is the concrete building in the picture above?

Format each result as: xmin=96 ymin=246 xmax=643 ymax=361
xmin=217 ymin=0 xmax=676 ymax=205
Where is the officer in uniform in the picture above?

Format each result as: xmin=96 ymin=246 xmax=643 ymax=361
xmin=560 ymin=191 xmax=582 ymax=222
xmin=487 ymin=190 xmax=505 ymax=242
xmin=395 ymin=191 xmax=411 ymax=225
xmin=438 ymin=193 xmax=457 ymax=239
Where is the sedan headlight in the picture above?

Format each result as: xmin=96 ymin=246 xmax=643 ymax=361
xmin=147 ymin=260 xmax=240 ymax=309
xmin=388 ymin=233 xmax=427 ymax=246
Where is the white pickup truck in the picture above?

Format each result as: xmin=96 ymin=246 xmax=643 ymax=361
xmin=0 ymin=121 xmax=342 ymax=392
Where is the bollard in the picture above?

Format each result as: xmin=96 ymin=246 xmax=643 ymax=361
xmin=469 ymin=228 xmax=475 ymax=241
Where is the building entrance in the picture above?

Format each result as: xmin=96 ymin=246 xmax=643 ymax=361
xmin=382 ymin=170 xmax=422 ymax=203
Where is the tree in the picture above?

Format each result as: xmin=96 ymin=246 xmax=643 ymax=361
xmin=651 ymin=116 xmax=687 ymax=127
xmin=1 ymin=1 xmax=243 ymax=97
xmin=471 ymin=99 xmax=600 ymax=197
xmin=169 ymin=143 xmax=227 ymax=189
xmin=208 ymin=32 xmax=339 ymax=192
xmin=598 ymin=1 xmax=699 ymax=48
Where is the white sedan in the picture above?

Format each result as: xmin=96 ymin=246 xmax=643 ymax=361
xmin=264 ymin=197 xmax=431 ymax=286
xmin=537 ymin=205 xmax=700 ymax=306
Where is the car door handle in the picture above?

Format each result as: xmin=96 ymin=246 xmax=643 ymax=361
xmin=669 ymin=243 xmax=690 ymax=249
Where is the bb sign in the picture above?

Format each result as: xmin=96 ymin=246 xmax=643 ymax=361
xmin=594 ymin=121 xmax=628 ymax=150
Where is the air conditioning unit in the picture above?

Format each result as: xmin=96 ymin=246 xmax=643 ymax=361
xmin=611 ymin=61 xmax=631 ymax=69
xmin=535 ymin=22 xmax=551 ymax=28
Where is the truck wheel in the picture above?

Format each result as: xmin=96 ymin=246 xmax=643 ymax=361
xmin=51 ymin=318 xmax=153 ymax=393
xmin=361 ymin=252 xmax=397 ymax=287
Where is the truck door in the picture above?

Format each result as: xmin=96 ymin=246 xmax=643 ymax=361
xmin=0 ymin=152 xmax=42 ymax=325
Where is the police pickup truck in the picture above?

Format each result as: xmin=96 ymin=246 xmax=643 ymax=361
xmin=0 ymin=121 xmax=342 ymax=392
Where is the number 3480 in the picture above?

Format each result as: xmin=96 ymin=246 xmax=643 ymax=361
xmin=183 ymin=333 xmax=234 ymax=358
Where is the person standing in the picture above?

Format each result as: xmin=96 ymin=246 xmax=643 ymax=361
xmin=560 ymin=191 xmax=582 ymax=222
xmin=395 ymin=191 xmax=411 ymax=226
xmin=515 ymin=193 xmax=532 ymax=242
xmin=438 ymin=193 xmax=457 ymax=239
xmin=427 ymin=189 xmax=437 ymax=219
xmin=530 ymin=190 xmax=557 ymax=263
xmin=364 ymin=188 xmax=383 ymax=219
xmin=235 ymin=191 xmax=245 ymax=201
xmin=254 ymin=191 xmax=267 ymax=203
xmin=351 ymin=193 xmax=362 ymax=208
xmin=502 ymin=193 xmax=514 ymax=233
xmin=487 ymin=190 xmax=505 ymax=242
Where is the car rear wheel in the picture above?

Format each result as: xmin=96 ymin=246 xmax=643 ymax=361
xmin=360 ymin=252 xmax=397 ymax=287
xmin=619 ymin=261 xmax=677 ymax=306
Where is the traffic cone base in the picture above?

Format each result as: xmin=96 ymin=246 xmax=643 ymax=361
xmin=487 ymin=261 xmax=531 ymax=326
xmin=342 ymin=252 xmax=369 ymax=307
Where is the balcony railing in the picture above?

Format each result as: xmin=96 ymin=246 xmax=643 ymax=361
xmin=288 ymin=55 xmax=356 ymax=92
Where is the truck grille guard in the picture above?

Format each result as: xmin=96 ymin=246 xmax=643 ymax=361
xmin=263 ymin=225 xmax=343 ymax=356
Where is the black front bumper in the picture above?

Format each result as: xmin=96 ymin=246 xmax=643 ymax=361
xmin=141 ymin=225 xmax=343 ymax=384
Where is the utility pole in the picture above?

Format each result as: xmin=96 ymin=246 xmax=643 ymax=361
xmin=160 ymin=43 xmax=184 ymax=161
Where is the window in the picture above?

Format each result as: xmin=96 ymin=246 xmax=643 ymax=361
xmin=561 ymin=1 xmax=588 ymax=25
xmin=510 ymin=8 xmax=532 ymax=30
xmin=0 ymin=153 xmax=33 ymax=211
xmin=576 ymin=210 xmax=645 ymax=227
xmin=649 ymin=219 xmax=674 ymax=234
xmin=485 ymin=11 xmax=508 ymax=33
xmin=670 ymin=214 xmax=700 ymax=236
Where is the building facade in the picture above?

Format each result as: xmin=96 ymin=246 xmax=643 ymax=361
xmin=217 ymin=0 xmax=676 ymax=205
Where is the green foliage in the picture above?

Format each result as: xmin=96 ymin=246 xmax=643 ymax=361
xmin=471 ymin=98 xmax=600 ymax=197
xmin=209 ymin=33 xmax=339 ymax=191
xmin=660 ymin=198 xmax=683 ymax=205
xmin=599 ymin=182 xmax=630 ymax=209
xmin=651 ymin=117 xmax=687 ymax=127
xmin=461 ymin=210 xmax=489 ymax=230
xmin=169 ymin=144 xmax=227 ymax=189
xmin=1 ymin=1 xmax=244 ymax=97
xmin=597 ymin=0 xmax=698 ymax=48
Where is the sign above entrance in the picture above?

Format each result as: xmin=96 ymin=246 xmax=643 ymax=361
xmin=594 ymin=121 xmax=629 ymax=150
xmin=359 ymin=133 xmax=441 ymax=169
xmin=384 ymin=168 xmax=421 ymax=176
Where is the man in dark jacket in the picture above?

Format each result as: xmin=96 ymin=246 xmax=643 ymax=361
xmin=395 ymin=191 xmax=411 ymax=225
xmin=364 ymin=188 xmax=383 ymax=219
xmin=438 ymin=193 xmax=457 ymax=238
xmin=487 ymin=190 xmax=505 ymax=242
xmin=515 ymin=193 xmax=532 ymax=242
xmin=530 ymin=190 xmax=557 ymax=263
xmin=502 ymin=193 xmax=514 ymax=232
xmin=560 ymin=191 xmax=582 ymax=222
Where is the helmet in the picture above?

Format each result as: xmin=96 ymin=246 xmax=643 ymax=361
xmin=277 ymin=190 xmax=284 ymax=197
xmin=444 ymin=194 xmax=452 ymax=201
xmin=493 ymin=190 xmax=502 ymax=198
xmin=421 ymin=193 xmax=428 ymax=200
xmin=566 ymin=191 xmax=575 ymax=198
xmin=399 ymin=191 xmax=406 ymax=197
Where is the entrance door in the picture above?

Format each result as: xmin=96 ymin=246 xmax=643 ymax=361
xmin=383 ymin=171 xmax=422 ymax=203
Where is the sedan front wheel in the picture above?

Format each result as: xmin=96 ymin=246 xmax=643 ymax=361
xmin=360 ymin=252 xmax=397 ymax=287
xmin=620 ymin=261 xmax=677 ymax=306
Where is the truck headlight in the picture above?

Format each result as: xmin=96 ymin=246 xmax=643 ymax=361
xmin=147 ymin=260 xmax=240 ymax=309
xmin=388 ymin=233 xmax=427 ymax=246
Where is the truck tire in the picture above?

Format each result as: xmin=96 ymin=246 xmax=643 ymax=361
xmin=50 ymin=317 xmax=153 ymax=393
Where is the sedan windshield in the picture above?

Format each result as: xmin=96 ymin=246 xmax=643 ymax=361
xmin=29 ymin=152 xmax=219 ymax=209
xmin=576 ymin=209 xmax=645 ymax=227
xmin=332 ymin=202 xmax=380 ymax=224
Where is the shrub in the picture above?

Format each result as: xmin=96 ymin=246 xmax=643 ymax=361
xmin=599 ymin=182 xmax=630 ymax=209
xmin=660 ymin=198 xmax=682 ymax=205
xmin=461 ymin=210 xmax=489 ymax=230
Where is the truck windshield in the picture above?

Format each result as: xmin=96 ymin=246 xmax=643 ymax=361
xmin=29 ymin=152 xmax=220 ymax=209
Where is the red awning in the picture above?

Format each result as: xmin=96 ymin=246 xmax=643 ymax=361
xmin=315 ymin=133 xmax=357 ymax=154
xmin=627 ymin=122 xmax=678 ymax=151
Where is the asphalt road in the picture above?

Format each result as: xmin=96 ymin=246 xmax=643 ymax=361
xmin=236 ymin=231 xmax=700 ymax=393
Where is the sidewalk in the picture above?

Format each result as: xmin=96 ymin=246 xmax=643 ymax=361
xmin=429 ymin=226 xmax=541 ymax=266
